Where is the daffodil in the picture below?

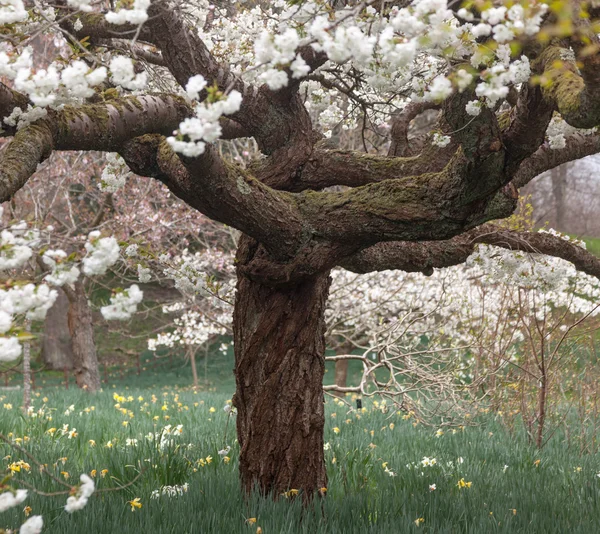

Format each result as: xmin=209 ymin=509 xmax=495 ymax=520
xmin=127 ymin=497 xmax=142 ymax=511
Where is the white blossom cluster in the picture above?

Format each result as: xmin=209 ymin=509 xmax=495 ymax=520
xmin=100 ymin=284 xmax=144 ymax=321
xmin=82 ymin=231 xmax=120 ymax=276
xmin=42 ymin=249 xmax=80 ymax=287
xmin=98 ymin=153 xmax=132 ymax=193
xmin=167 ymin=75 xmax=242 ymax=157
xmin=545 ymin=116 xmax=597 ymax=151
xmin=64 ymin=474 xmax=95 ymax=513
xmin=0 ymin=209 xmax=144 ymax=361
xmin=105 ymin=0 xmax=150 ymax=25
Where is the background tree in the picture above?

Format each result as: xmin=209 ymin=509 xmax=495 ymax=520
xmin=4 ymin=0 xmax=600 ymax=500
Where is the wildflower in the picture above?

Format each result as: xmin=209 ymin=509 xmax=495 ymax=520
xmin=223 ymin=404 xmax=232 ymax=414
xmin=205 ymin=456 xmax=213 ymax=464
xmin=435 ymin=429 xmax=444 ymax=437
xmin=223 ymin=456 xmax=231 ymax=464
xmin=323 ymin=442 xmax=331 ymax=451
xmin=218 ymin=446 xmax=231 ymax=457
xmin=574 ymin=466 xmax=582 ymax=473
xmin=281 ymin=489 xmax=299 ymax=498
xmin=256 ymin=528 xmax=262 ymax=534
xmin=319 ymin=487 xmax=327 ymax=495
xmin=511 ymin=509 xmax=517 ymax=515
xmin=68 ymin=428 xmax=78 ymax=439
xmin=457 ymin=478 xmax=472 ymax=489
xmin=23 ymin=505 xmax=32 ymax=516
xmin=389 ymin=423 xmax=395 ymax=430
xmin=61 ymin=471 xmax=70 ymax=480
xmin=246 ymin=518 xmax=257 ymax=525
xmin=100 ymin=469 xmax=108 ymax=478
xmin=209 ymin=407 xmax=216 ymax=413
xmin=105 ymin=441 xmax=113 ymax=449
xmin=414 ymin=517 xmax=425 ymax=526
xmin=534 ymin=459 xmax=541 ymax=467
xmin=429 ymin=484 xmax=436 ymax=491
xmin=127 ymin=497 xmax=142 ymax=511
xmin=90 ymin=470 xmax=97 ymax=478
xmin=332 ymin=427 xmax=340 ymax=434
xmin=4 ymin=403 xmax=12 ymax=410
xmin=503 ymin=465 xmax=509 ymax=473
xmin=47 ymin=428 xmax=57 ymax=436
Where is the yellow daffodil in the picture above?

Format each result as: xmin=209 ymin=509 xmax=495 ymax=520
xmin=414 ymin=518 xmax=424 ymax=526
xmin=127 ymin=497 xmax=142 ymax=511
xmin=457 ymin=478 xmax=472 ymax=489
xmin=23 ymin=506 xmax=32 ymax=517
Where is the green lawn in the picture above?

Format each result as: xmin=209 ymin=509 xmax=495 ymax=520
xmin=1 ymin=386 xmax=599 ymax=533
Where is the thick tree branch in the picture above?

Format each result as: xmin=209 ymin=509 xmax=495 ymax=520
xmin=512 ymin=132 xmax=600 ymax=189
xmin=0 ymin=123 xmax=53 ymax=202
xmin=388 ymin=102 xmax=439 ymax=157
xmin=343 ymin=224 xmax=600 ymax=281
xmin=0 ymin=95 xmax=190 ymax=201
xmin=119 ymin=135 xmax=305 ymax=260
xmin=539 ymin=44 xmax=600 ymax=129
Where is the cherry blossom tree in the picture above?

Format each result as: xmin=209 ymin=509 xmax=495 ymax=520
xmin=4 ymin=0 xmax=600 ymax=500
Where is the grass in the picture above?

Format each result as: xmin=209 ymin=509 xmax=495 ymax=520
xmin=1 ymin=385 xmax=600 ymax=533
xmin=583 ymin=236 xmax=600 ymax=257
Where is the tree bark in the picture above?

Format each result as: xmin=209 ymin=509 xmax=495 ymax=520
xmin=66 ymin=282 xmax=101 ymax=392
xmin=41 ymin=288 xmax=74 ymax=370
xmin=233 ymin=262 xmax=331 ymax=500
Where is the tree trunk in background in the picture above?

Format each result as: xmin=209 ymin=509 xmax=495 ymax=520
xmin=190 ymin=346 xmax=198 ymax=391
xmin=551 ymin=164 xmax=567 ymax=231
xmin=233 ymin=268 xmax=331 ymax=500
xmin=41 ymin=288 xmax=74 ymax=370
xmin=22 ymin=322 xmax=31 ymax=412
xmin=66 ymin=281 xmax=101 ymax=391
xmin=333 ymin=359 xmax=349 ymax=398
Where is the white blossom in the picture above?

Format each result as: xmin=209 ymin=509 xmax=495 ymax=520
xmin=0 ymin=489 xmax=28 ymax=512
xmin=82 ymin=232 xmax=120 ymax=276
xmin=101 ymin=285 xmax=143 ymax=321
xmin=19 ymin=515 xmax=43 ymax=534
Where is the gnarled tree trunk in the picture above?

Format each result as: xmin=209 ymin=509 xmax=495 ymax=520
xmin=233 ymin=260 xmax=331 ymax=500
xmin=66 ymin=281 xmax=101 ymax=391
